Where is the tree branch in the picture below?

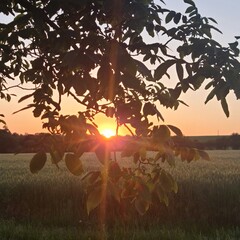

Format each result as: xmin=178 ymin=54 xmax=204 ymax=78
xmin=3 ymin=84 xmax=38 ymax=91
xmin=124 ymin=123 xmax=135 ymax=136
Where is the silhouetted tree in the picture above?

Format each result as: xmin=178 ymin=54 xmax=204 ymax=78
xmin=0 ymin=128 xmax=16 ymax=152
xmin=1 ymin=0 xmax=240 ymax=215
xmin=229 ymin=133 xmax=240 ymax=149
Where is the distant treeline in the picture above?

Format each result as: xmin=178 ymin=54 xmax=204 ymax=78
xmin=173 ymin=134 xmax=240 ymax=150
xmin=0 ymin=128 xmax=240 ymax=153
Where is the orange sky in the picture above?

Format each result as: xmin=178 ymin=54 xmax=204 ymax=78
xmin=1 ymin=85 xmax=240 ymax=136
xmin=1 ymin=0 xmax=240 ymax=136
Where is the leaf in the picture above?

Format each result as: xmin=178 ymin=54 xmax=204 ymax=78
xmin=86 ymin=124 xmax=100 ymax=135
xmin=87 ymin=186 xmax=103 ymax=215
xmin=180 ymin=147 xmax=189 ymax=161
xmin=12 ymin=104 xmax=35 ymax=114
xmin=156 ymin=109 xmax=165 ymax=122
xmin=176 ymin=63 xmax=184 ymax=81
xmin=221 ymin=98 xmax=230 ymax=117
xmin=167 ymin=125 xmax=183 ymax=136
xmin=143 ymin=102 xmax=156 ymax=116
xmin=185 ymin=63 xmax=192 ymax=76
xmin=154 ymin=60 xmax=176 ymax=80
xmin=201 ymin=27 xmax=212 ymax=38
xmin=18 ymin=93 xmax=34 ymax=103
xmin=178 ymin=99 xmax=189 ymax=107
xmin=0 ymin=119 xmax=6 ymax=125
xmin=153 ymin=125 xmax=171 ymax=143
xmin=193 ymin=149 xmax=200 ymax=161
xmin=65 ymin=153 xmax=83 ymax=176
xmin=121 ymin=179 xmax=136 ymax=198
xmin=6 ymin=94 xmax=11 ymax=102
xmin=143 ymin=53 xmax=151 ymax=62
xmin=185 ymin=6 xmax=195 ymax=14
xmin=159 ymin=45 xmax=167 ymax=55
xmin=186 ymin=148 xmax=196 ymax=162
xmin=108 ymin=161 xmax=121 ymax=182
xmin=50 ymin=145 xmax=64 ymax=164
xmin=184 ymin=0 xmax=195 ymax=6
xmin=205 ymin=88 xmax=216 ymax=104
xmin=82 ymin=171 xmax=100 ymax=185
xmin=75 ymin=142 xmax=87 ymax=158
xmin=159 ymin=171 xmax=177 ymax=193
xmin=205 ymin=81 xmax=213 ymax=90
xmin=174 ymin=13 xmax=181 ymax=24
xmin=182 ymin=15 xmax=187 ymax=23
xmin=105 ymin=107 xmax=115 ymax=118
xmin=165 ymin=11 xmax=176 ymax=24
xmin=229 ymin=41 xmax=238 ymax=51
xmin=146 ymin=22 xmax=154 ymax=37
xmin=210 ymin=25 xmax=222 ymax=34
xmin=155 ymin=185 xmax=169 ymax=206
xmin=133 ymin=59 xmax=152 ymax=80
xmin=108 ymin=181 xmax=121 ymax=202
xmin=198 ymin=150 xmax=210 ymax=161
xmin=95 ymin=143 xmax=110 ymax=164
xmin=208 ymin=17 xmax=218 ymax=24
xmin=33 ymin=105 xmax=44 ymax=118
xmin=62 ymin=50 xmax=78 ymax=68
xmin=30 ymin=151 xmax=47 ymax=174
xmin=134 ymin=197 xmax=150 ymax=215
xmin=193 ymin=75 xmax=205 ymax=90
xmin=169 ymin=87 xmax=182 ymax=100
xmin=73 ymin=78 xmax=87 ymax=96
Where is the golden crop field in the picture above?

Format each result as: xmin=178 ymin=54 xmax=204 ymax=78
xmin=1 ymin=150 xmax=240 ymax=185
xmin=0 ymin=150 xmax=240 ymax=239
xmin=0 ymin=150 xmax=240 ymax=228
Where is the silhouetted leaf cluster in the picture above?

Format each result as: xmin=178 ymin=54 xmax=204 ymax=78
xmin=1 ymin=0 xmax=240 ymax=216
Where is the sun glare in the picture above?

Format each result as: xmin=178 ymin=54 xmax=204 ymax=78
xmin=101 ymin=129 xmax=115 ymax=138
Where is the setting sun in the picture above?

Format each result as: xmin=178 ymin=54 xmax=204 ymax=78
xmin=100 ymin=129 xmax=115 ymax=138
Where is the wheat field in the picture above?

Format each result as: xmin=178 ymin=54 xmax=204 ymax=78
xmin=0 ymin=150 xmax=240 ymax=239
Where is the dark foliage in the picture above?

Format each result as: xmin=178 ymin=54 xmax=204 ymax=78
xmin=1 ymin=0 xmax=240 ymax=215
xmin=0 ymin=130 xmax=240 ymax=153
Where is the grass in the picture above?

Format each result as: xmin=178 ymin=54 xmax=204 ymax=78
xmin=0 ymin=150 xmax=240 ymax=239
xmin=1 ymin=219 xmax=240 ymax=240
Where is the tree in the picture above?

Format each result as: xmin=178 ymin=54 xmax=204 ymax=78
xmin=229 ymin=133 xmax=240 ymax=149
xmin=0 ymin=127 xmax=15 ymax=153
xmin=0 ymin=0 xmax=240 ymax=215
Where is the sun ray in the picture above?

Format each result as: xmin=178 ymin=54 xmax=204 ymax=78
xmin=100 ymin=129 xmax=115 ymax=138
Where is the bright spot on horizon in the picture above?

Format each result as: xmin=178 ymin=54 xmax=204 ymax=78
xmin=100 ymin=129 xmax=115 ymax=138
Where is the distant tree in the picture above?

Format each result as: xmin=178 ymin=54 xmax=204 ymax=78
xmin=1 ymin=0 xmax=240 ymax=216
xmin=229 ymin=133 xmax=240 ymax=149
xmin=214 ymin=137 xmax=228 ymax=150
xmin=0 ymin=128 xmax=16 ymax=152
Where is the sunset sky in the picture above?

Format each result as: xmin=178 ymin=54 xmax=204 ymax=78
xmin=1 ymin=0 xmax=240 ymax=136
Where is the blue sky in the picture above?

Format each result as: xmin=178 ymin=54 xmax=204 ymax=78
xmin=1 ymin=0 xmax=240 ymax=135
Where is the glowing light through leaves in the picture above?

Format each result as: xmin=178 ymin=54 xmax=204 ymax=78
xmin=100 ymin=129 xmax=115 ymax=138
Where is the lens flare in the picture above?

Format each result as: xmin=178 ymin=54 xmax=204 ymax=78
xmin=100 ymin=129 xmax=115 ymax=138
